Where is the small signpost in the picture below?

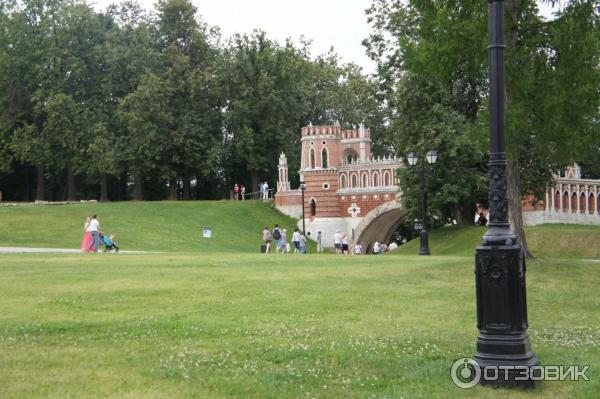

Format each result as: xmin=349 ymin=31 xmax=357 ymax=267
xmin=202 ymin=227 xmax=212 ymax=238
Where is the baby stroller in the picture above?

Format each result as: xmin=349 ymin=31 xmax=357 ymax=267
xmin=100 ymin=234 xmax=119 ymax=253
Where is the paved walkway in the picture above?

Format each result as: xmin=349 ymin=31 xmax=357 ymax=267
xmin=0 ymin=247 xmax=153 ymax=254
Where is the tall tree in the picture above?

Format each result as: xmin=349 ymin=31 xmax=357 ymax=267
xmin=118 ymin=71 xmax=174 ymax=200
xmin=223 ymin=31 xmax=311 ymax=191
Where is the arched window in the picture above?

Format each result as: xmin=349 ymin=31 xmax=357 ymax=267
xmin=383 ymin=171 xmax=391 ymax=186
xmin=554 ymin=190 xmax=560 ymax=211
xmin=343 ymin=148 xmax=358 ymax=164
xmin=571 ymin=192 xmax=578 ymax=213
xmin=373 ymin=172 xmax=379 ymax=187
xmin=310 ymin=149 xmax=316 ymax=169
xmin=321 ymin=148 xmax=328 ymax=168
xmin=310 ymin=199 xmax=316 ymax=216
xmin=361 ymin=173 xmax=368 ymax=188
xmin=588 ymin=193 xmax=595 ymax=215
xmin=351 ymin=174 xmax=358 ymax=188
xmin=340 ymin=174 xmax=347 ymax=189
xmin=562 ymin=191 xmax=569 ymax=213
xmin=580 ymin=193 xmax=586 ymax=213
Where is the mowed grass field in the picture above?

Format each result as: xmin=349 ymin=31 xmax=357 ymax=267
xmin=0 ymin=201 xmax=599 ymax=398
xmin=0 ymin=201 xmax=309 ymax=253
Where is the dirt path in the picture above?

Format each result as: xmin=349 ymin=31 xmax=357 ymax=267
xmin=0 ymin=247 xmax=153 ymax=254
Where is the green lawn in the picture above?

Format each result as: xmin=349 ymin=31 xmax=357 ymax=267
xmin=0 ymin=200 xmax=308 ymax=253
xmin=394 ymin=224 xmax=600 ymax=259
xmin=0 ymin=202 xmax=599 ymax=398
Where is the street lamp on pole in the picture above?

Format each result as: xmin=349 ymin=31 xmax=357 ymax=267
xmin=406 ymin=150 xmax=437 ymax=256
xmin=299 ymin=181 xmax=306 ymax=233
xmin=473 ymin=0 xmax=538 ymax=386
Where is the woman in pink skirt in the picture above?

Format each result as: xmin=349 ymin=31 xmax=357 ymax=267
xmin=80 ymin=217 xmax=94 ymax=252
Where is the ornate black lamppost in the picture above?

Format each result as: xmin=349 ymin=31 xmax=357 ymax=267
xmin=474 ymin=0 xmax=538 ymax=386
xmin=300 ymin=180 xmax=306 ymax=233
xmin=406 ymin=150 xmax=437 ymax=256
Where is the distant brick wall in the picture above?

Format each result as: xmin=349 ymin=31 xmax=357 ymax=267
xmin=302 ymin=170 xmax=339 ymax=217
xmin=275 ymin=191 xmax=302 ymax=207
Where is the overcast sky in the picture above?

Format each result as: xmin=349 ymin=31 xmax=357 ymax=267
xmin=90 ymin=0 xmax=561 ymax=74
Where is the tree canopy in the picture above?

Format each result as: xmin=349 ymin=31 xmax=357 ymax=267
xmin=0 ymin=0 xmax=383 ymax=201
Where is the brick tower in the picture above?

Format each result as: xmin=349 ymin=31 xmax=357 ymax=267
xmin=276 ymin=124 xmax=403 ymax=247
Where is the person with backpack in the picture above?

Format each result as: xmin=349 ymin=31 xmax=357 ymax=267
xmin=272 ymin=224 xmax=283 ymax=253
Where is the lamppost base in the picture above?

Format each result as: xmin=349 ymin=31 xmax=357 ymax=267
xmin=419 ymin=229 xmax=430 ymax=256
xmin=474 ymin=343 xmax=540 ymax=387
xmin=474 ymin=243 xmax=538 ymax=387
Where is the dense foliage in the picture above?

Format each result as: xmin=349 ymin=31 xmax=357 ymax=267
xmin=0 ymin=0 xmax=385 ymax=201
xmin=365 ymin=0 xmax=600 ymax=240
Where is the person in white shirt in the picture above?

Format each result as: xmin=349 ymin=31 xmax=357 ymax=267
xmin=333 ymin=230 xmax=342 ymax=254
xmin=341 ymin=233 xmax=349 ymax=254
xmin=292 ymin=228 xmax=301 ymax=254
xmin=262 ymin=181 xmax=269 ymax=200
xmin=86 ymin=215 xmax=100 ymax=253
xmin=372 ymin=241 xmax=381 ymax=255
xmin=298 ymin=232 xmax=307 ymax=254
xmin=354 ymin=243 xmax=362 ymax=255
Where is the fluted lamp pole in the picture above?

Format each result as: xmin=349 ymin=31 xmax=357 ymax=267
xmin=473 ymin=0 xmax=539 ymax=387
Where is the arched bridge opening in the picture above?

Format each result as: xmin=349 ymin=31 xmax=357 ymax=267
xmin=354 ymin=200 xmax=406 ymax=253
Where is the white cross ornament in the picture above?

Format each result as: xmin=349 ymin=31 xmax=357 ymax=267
xmin=348 ymin=203 xmax=361 ymax=218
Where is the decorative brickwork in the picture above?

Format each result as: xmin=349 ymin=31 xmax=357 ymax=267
xmin=276 ymin=124 xmax=406 ymax=248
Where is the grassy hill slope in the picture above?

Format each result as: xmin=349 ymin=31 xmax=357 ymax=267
xmin=0 ymin=201 xmax=305 ymax=253
xmin=1 ymin=201 xmax=598 ymax=258
xmin=393 ymin=224 xmax=600 ymax=259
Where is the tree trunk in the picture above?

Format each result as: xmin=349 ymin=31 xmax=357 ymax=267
xmin=250 ymin=170 xmax=259 ymax=199
xmin=24 ymin=166 xmax=32 ymax=202
xmin=168 ymin=177 xmax=178 ymax=200
xmin=454 ymin=199 xmax=473 ymax=226
xmin=134 ymin=173 xmax=144 ymax=201
xmin=67 ymin=166 xmax=76 ymax=201
xmin=182 ymin=176 xmax=191 ymax=200
xmin=120 ymin=171 xmax=128 ymax=201
xmin=100 ymin=175 xmax=109 ymax=202
xmin=507 ymin=159 xmax=533 ymax=258
xmin=35 ymin=164 xmax=45 ymax=201
xmin=454 ymin=205 xmax=464 ymax=226
xmin=505 ymin=0 xmax=531 ymax=258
